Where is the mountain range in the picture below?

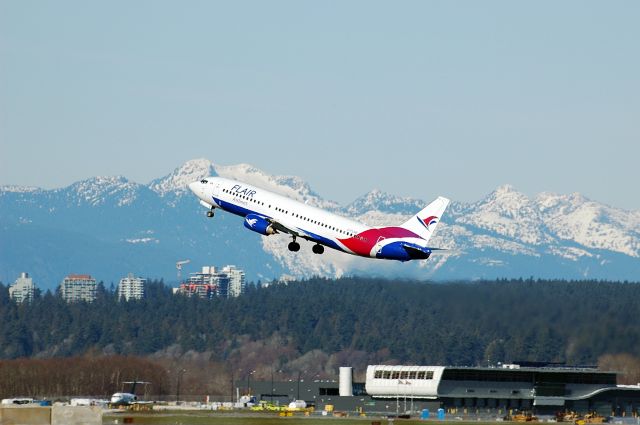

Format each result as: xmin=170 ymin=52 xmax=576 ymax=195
xmin=1 ymin=158 xmax=639 ymax=290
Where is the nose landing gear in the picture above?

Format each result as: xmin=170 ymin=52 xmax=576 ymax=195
xmin=206 ymin=207 xmax=215 ymax=218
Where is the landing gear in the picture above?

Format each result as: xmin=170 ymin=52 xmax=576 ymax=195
xmin=288 ymin=241 xmax=301 ymax=252
xmin=206 ymin=208 xmax=215 ymax=218
xmin=312 ymin=244 xmax=324 ymax=254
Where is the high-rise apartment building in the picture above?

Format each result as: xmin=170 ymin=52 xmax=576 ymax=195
xmin=175 ymin=266 xmax=231 ymax=299
xmin=8 ymin=272 xmax=36 ymax=304
xmin=60 ymin=274 xmax=97 ymax=303
xmin=221 ymin=265 xmax=246 ymax=298
xmin=118 ymin=273 xmax=145 ymax=301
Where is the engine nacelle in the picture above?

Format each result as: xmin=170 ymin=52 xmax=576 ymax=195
xmin=243 ymin=214 xmax=276 ymax=236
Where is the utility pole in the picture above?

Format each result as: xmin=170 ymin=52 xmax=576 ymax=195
xmin=246 ymin=370 xmax=255 ymax=399
xmin=176 ymin=369 xmax=186 ymax=404
xmin=230 ymin=370 xmax=234 ymax=403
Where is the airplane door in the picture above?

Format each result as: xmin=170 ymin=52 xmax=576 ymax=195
xmin=211 ymin=182 xmax=221 ymax=198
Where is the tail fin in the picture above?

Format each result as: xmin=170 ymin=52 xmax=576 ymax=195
xmin=400 ymin=196 xmax=450 ymax=243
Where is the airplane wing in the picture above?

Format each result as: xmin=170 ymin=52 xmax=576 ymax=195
xmin=266 ymin=217 xmax=312 ymax=240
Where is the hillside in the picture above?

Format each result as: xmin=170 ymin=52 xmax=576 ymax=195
xmin=1 ymin=158 xmax=639 ymax=289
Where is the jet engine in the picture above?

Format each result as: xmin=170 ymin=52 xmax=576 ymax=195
xmin=243 ymin=214 xmax=276 ymax=236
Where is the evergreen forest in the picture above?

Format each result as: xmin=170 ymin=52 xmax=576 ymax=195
xmin=1 ymin=277 xmax=639 ymax=367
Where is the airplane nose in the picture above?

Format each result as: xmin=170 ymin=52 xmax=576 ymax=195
xmin=188 ymin=181 xmax=198 ymax=193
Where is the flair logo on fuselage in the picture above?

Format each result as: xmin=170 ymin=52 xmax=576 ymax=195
xmin=417 ymin=215 xmax=438 ymax=231
xmin=230 ymin=184 xmax=257 ymax=197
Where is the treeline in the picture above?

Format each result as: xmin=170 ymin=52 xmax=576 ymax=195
xmin=0 ymin=356 xmax=169 ymax=399
xmin=1 ymin=278 xmax=640 ymax=367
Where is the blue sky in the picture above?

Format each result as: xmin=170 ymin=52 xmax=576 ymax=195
xmin=1 ymin=1 xmax=639 ymax=208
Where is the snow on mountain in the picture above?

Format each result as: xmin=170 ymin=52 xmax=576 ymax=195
xmin=148 ymin=158 xmax=217 ymax=197
xmin=345 ymin=189 xmax=424 ymax=215
xmin=0 ymin=185 xmax=42 ymax=194
xmin=454 ymin=185 xmax=554 ymax=246
xmin=148 ymin=159 xmax=339 ymax=210
xmin=261 ymin=236 xmax=352 ymax=278
xmin=61 ymin=176 xmax=143 ymax=207
xmin=214 ymin=163 xmax=339 ymax=210
xmin=536 ymin=192 xmax=640 ymax=258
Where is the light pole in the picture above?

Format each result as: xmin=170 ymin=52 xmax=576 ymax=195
xmin=246 ymin=370 xmax=255 ymax=399
xmin=176 ymin=368 xmax=186 ymax=404
xmin=230 ymin=369 xmax=235 ymax=403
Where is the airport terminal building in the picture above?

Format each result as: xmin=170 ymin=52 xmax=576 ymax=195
xmin=365 ymin=364 xmax=640 ymax=416
xmin=252 ymin=363 xmax=640 ymax=416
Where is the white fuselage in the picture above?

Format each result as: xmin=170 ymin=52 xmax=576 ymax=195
xmin=189 ymin=176 xmax=449 ymax=261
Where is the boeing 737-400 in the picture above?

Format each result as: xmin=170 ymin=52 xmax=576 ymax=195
xmin=189 ymin=178 xmax=449 ymax=262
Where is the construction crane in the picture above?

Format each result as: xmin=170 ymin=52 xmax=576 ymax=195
xmin=176 ymin=260 xmax=190 ymax=281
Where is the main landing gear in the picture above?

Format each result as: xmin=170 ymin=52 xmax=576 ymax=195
xmin=288 ymin=235 xmax=301 ymax=252
xmin=288 ymin=241 xmax=301 ymax=252
xmin=287 ymin=237 xmax=324 ymax=255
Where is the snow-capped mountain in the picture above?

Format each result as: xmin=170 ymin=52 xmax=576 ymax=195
xmin=1 ymin=159 xmax=638 ymax=290
xmin=149 ymin=159 xmax=338 ymax=210
xmin=148 ymin=158 xmax=217 ymax=197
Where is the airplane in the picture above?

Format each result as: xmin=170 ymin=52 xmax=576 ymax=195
xmin=110 ymin=381 xmax=150 ymax=407
xmin=189 ymin=177 xmax=449 ymax=262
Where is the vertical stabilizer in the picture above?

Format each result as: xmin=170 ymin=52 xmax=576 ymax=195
xmin=400 ymin=196 xmax=450 ymax=243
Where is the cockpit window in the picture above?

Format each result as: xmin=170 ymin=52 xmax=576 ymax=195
xmin=200 ymin=179 xmax=208 ymax=184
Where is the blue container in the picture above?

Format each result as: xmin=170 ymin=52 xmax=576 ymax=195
xmin=437 ymin=408 xmax=445 ymax=420
xmin=421 ymin=408 xmax=430 ymax=419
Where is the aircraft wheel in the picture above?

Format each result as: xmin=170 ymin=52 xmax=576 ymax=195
xmin=288 ymin=241 xmax=300 ymax=252
xmin=312 ymin=244 xmax=324 ymax=254
xmin=206 ymin=210 xmax=214 ymax=218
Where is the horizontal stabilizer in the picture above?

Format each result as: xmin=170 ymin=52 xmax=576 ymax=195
xmin=402 ymin=244 xmax=431 ymax=260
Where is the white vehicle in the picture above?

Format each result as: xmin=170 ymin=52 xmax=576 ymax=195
xmin=288 ymin=399 xmax=307 ymax=409
xmin=1 ymin=398 xmax=35 ymax=405
xmin=189 ymin=177 xmax=449 ymax=261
